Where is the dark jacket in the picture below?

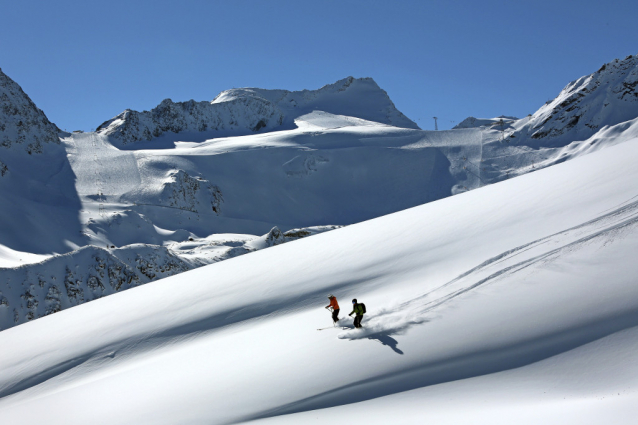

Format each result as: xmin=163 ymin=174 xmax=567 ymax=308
xmin=350 ymin=303 xmax=365 ymax=316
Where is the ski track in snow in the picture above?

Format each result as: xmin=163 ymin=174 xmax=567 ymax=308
xmin=245 ymin=206 xmax=638 ymax=422
xmin=337 ymin=195 xmax=638 ymax=342
xmin=2 ymin=58 xmax=638 ymax=424
xmin=1 ymin=137 xmax=638 ymax=425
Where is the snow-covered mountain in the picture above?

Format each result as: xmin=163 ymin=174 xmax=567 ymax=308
xmin=454 ymin=54 xmax=638 ymax=148
xmin=2 ymin=54 xmax=638 ymax=335
xmin=96 ymin=77 xmax=419 ymax=145
xmin=0 ymin=68 xmax=60 ymax=155
xmin=0 ymin=129 xmax=636 ymax=424
xmin=0 ymin=69 xmax=85 ymax=256
xmin=458 ymin=54 xmax=638 ymax=182
xmin=513 ymin=54 xmax=638 ymax=147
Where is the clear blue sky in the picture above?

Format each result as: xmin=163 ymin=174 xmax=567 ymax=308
xmin=2 ymin=0 xmax=637 ymax=131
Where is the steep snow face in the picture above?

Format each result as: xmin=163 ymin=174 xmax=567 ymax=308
xmin=512 ymin=54 xmax=638 ymax=147
xmin=0 ymin=68 xmax=60 ymax=157
xmin=214 ymin=77 xmax=419 ymax=130
xmin=0 ymin=69 xmax=84 ymax=254
xmin=96 ymin=77 xmax=419 ymax=145
xmin=449 ymin=55 xmax=638 ymax=184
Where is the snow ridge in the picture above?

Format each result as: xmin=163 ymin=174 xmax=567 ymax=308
xmin=96 ymin=95 xmax=285 ymax=146
xmin=513 ymin=54 xmax=638 ymax=147
xmin=96 ymin=77 xmax=419 ymax=145
xmin=452 ymin=116 xmax=518 ymax=129
xmin=0 ymin=68 xmax=60 ymax=158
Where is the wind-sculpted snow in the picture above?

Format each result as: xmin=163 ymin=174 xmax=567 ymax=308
xmin=96 ymin=77 xmax=419 ymax=145
xmin=85 ymin=210 xmax=194 ymax=247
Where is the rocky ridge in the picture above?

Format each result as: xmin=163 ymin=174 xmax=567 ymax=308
xmin=0 ymin=68 xmax=60 ymax=160
xmin=0 ymin=225 xmax=341 ymax=330
xmin=512 ymin=54 xmax=638 ymax=147
xmin=96 ymin=77 xmax=419 ymax=145
xmin=0 ymin=69 xmax=84 ymax=255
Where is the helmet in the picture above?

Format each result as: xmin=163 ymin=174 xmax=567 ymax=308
xmin=328 ymin=294 xmax=334 ymax=298
xmin=352 ymin=298 xmax=357 ymax=304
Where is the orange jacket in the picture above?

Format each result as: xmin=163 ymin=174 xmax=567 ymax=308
xmin=327 ymin=297 xmax=339 ymax=310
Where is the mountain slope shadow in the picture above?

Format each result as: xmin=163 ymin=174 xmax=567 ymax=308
xmin=0 ymin=142 xmax=86 ymax=254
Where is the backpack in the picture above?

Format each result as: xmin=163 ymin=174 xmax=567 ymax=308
xmin=360 ymin=303 xmax=366 ymax=314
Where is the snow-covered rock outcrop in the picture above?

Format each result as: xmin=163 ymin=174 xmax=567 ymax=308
xmin=96 ymin=95 xmax=284 ymax=146
xmin=96 ymin=77 xmax=419 ymax=145
xmin=118 ymin=169 xmax=224 ymax=216
xmin=159 ymin=170 xmax=223 ymax=214
xmin=0 ymin=68 xmax=60 ymax=157
xmin=0 ymin=224 xmax=340 ymax=330
xmin=86 ymin=210 xmax=194 ymax=247
xmin=512 ymin=54 xmax=638 ymax=147
xmin=244 ymin=225 xmax=342 ymax=251
xmin=0 ymin=244 xmax=190 ymax=329
xmin=453 ymin=116 xmax=518 ymax=129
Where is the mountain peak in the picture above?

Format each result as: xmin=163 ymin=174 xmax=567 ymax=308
xmin=512 ymin=53 xmax=638 ymax=147
xmin=96 ymin=77 xmax=419 ymax=145
xmin=0 ymin=68 xmax=60 ymax=157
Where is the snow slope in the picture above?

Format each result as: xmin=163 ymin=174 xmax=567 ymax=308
xmin=4 ymin=55 xmax=638 ymax=333
xmin=0 ymin=130 xmax=637 ymax=424
xmin=68 ymin=114 xmax=456 ymax=238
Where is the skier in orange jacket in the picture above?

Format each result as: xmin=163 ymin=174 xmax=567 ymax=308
xmin=325 ymin=294 xmax=340 ymax=324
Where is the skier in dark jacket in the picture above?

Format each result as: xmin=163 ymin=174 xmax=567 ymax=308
xmin=349 ymin=298 xmax=365 ymax=328
xmin=325 ymin=294 xmax=340 ymax=324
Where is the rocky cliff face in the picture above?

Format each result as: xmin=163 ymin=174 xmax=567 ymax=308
xmin=96 ymin=77 xmax=419 ymax=145
xmin=0 ymin=68 xmax=60 ymax=160
xmin=513 ymin=54 xmax=638 ymax=147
